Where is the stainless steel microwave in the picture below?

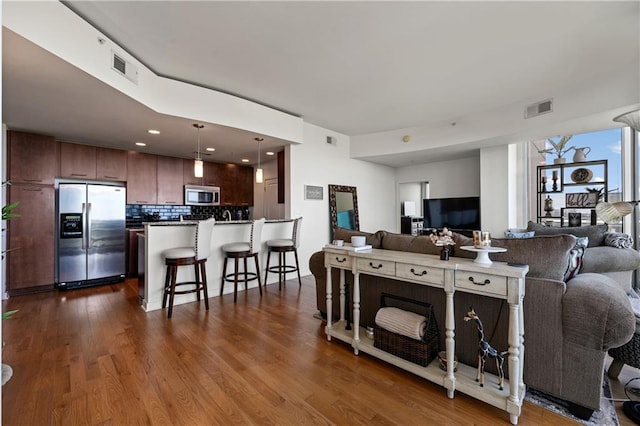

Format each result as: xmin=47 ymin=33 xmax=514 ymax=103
xmin=184 ymin=185 xmax=220 ymax=206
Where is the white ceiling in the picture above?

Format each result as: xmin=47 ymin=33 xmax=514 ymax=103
xmin=3 ymin=1 xmax=639 ymax=167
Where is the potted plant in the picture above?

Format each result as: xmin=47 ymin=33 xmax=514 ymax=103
xmin=538 ymin=135 xmax=575 ymax=164
xmin=2 ymin=181 xmax=19 ymax=385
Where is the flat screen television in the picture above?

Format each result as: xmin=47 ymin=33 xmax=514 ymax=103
xmin=423 ymin=197 xmax=480 ymax=230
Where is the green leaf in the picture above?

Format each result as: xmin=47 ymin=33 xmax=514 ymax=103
xmin=2 ymin=201 xmax=20 ymax=221
xmin=2 ymin=310 xmax=18 ymax=320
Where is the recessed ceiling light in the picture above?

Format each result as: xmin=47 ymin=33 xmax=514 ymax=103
xmin=241 ymin=158 xmax=250 ymax=163
xmin=147 ymin=129 xmax=160 ymax=135
xmin=135 ymin=142 xmax=146 ymax=146
xmin=206 ymin=147 xmax=215 ymax=152
xmin=266 ymin=151 xmax=275 ymax=156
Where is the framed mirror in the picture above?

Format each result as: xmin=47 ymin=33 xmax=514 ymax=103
xmin=328 ymin=184 xmax=360 ymax=239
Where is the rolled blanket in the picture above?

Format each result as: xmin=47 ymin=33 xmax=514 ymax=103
xmin=375 ymin=307 xmax=427 ymax=341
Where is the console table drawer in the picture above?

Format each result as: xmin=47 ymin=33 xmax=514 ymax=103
xmin=356 ymin=258 xmax=395 ymax=276
xmin=327 ymin=253 xmax=352 ymax=269
xmin=396 ymin=263 xmax=445 ymax=286
xmin=455 ymin=271 xmax=507 ymax=297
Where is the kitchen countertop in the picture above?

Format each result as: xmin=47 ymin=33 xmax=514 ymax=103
xmin=145 ymin=218 xmax=292 ymax=226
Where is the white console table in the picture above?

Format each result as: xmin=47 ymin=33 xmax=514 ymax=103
xmin=323 ymin=246 xmax=528 ymax=425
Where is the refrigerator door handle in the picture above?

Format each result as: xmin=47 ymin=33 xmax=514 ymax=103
xmin=86 ymin=202 xmax=93 ymax=249
xmin=81 ymin=202 xmax=87 ymax=249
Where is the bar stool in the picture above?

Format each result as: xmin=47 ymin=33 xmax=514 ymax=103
xmin=220 ymin=218 xmax=266 ymax=302
xmin=162 ymin=217 xmax=216 ymax=318
xmin=264 ymin=217 xmax=303 ymax=289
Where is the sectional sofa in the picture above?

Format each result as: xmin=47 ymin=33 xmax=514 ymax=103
xmin=309 ymin=226 xmax=639 ymax=419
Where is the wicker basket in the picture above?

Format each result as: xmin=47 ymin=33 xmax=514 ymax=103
xmin=373 ymin=293 xmax=439 ymax=367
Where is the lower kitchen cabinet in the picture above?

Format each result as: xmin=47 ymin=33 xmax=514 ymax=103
xmin=7 ymin=184 xmax=55 ymax=293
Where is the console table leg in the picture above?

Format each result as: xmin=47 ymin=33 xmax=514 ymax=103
xmin=339 ymin=269 xmax=346 ymax=323
xmin=325 ymin=264 xmax=332 ymax=341
xmin=444 ymin=279 xmax=456 ymax=398
xmin=507 ymin=300 xmax=522 ymax=423
xmin=352 ymin=272 xmax=361 ymax=355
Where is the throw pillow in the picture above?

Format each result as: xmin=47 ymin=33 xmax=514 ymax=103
xmin=605 ymin=232 xmax=634 ymax=249
xmin=490 ymin=235 xmax=577 ymax=281
xmin=526 ymin=221 xmax=608 ymax=247
xmin=504 ymin=231 xmax=535 ymax=239
xmin=564 ymin=236 xmax=588 ymax=282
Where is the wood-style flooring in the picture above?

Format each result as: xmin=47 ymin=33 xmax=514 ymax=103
xmin=0 ymin=276 xmax=631 ymax=425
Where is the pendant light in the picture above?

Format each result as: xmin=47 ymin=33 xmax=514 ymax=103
xmin=193 ymin=123 xmax=204 ymax=178
xmin=255 ymin=137 xmax=264 ymax=183
xmin=613 ymin=108 xmax=640 ymax=131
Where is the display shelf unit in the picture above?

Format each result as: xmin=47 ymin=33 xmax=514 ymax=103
xmin=536 ymin=160 xmax=608 ymax=227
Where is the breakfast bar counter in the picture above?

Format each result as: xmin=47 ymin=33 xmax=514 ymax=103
xmin=140 ymin=219 xmax=293 ymax=312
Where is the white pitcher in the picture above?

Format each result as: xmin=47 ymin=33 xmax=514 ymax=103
xmin=572 ymin=147 xmax=591 ymax=162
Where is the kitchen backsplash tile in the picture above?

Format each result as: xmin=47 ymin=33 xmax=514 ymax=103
xmin=126 ymin=204 xmax=251 ymax=227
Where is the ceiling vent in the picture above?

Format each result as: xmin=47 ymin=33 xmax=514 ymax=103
xmin=525 ymin=98 xmax=553 ymax=119
xmin=111 ymin=50 xmax=138 ymax=84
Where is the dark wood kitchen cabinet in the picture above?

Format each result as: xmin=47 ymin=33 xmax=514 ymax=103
xmin=157 ymin=156 xmax=183 ymax=204
xmin=218 ymin=164 xmax=253 ymax=206
xmin=60 ymin=142 xmax=97 ymax=179
xmin=8 ymin=131 xmax=58 ymax=185
xmin=96 ymin=147 xmax=127 ymax=181
xmin=203 ymin=162 xmax=225 ymax=188
xmin=127 ymin=151 xmax=157 ymax=204
xmin=6 ymin=184 xmax=55 ymax=293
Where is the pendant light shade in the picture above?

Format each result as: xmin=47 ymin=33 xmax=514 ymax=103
xmin=193 ymin=123 xmax=204 ymax=178
xmin=255 ymin=137 xmax=264 ymax=184
xmin=613 ymin=108 xmax=640 ymax=131
xmin=194 ymin=159 xmax=203 ymax=178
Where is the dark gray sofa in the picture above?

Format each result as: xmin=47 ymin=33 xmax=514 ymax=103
xmin=309 ymin=226 xmax=638 ymax=419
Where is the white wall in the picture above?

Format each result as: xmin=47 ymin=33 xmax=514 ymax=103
xmin=479 ymin=143 xmax=529 ymax=236
xmin=289 ymin=123 xmax=396 ymax=276
xmin=396 ymin=156 xmax=481 ymax=199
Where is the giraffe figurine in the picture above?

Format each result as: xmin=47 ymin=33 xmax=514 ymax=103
xmin=464 ymin=307 xmax=507 ymax=390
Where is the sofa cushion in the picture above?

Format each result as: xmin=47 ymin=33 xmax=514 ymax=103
xmin=526 ymin=221 xmax=608 ymax=247
xmin=333 ymin=227 xmax=384 ymax=248
xmin=581 ymin=246 xmax=640 ymax=274
xmin=504 ymin=230 xmax=535 ymax=239
xmin=490 ymin=235 xmax=577 ymax=281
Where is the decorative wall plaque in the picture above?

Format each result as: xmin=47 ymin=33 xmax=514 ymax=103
xmin=565 ymin=192 xmax=598 ymax=208
xmin=304 ymin=185 xmax=323 ymax=200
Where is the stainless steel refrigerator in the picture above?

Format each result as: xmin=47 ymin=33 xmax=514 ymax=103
xmin=55 ymin=180 xmax=126 ymax=289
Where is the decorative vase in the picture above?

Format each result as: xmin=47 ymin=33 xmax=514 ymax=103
xmin=554 ymin=157 xmax=566 ymax=165
xmin=440 ymin=246 xmax=450 ymax=261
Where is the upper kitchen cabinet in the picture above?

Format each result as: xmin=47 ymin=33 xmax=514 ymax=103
xmin=7 ymin=184 xmax=55 ymax=292
xmin=203 ymin=162 xmax=225 ymax=187
xmin=8 ymin=131 xmax=58 ymax=184
xmin=60 ymin=142 xmax=97 ymax=179
xmin=157 ymin=156 xmax=184 ymax=205
xmin=127 ymin=151 xmax=157 ymax=204
xmin=97 ymin=147 xmax=127 ymax=181
xmin=219 ymin=164 xmax=253 ymax=206
xmin=183 ymin=159 xmax=203 ymax=186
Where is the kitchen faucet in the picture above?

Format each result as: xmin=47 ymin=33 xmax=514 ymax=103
xmin=222 ymin=210 xmax=232 ymax=221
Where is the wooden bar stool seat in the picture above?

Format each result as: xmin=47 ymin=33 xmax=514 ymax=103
xmin=161 ymin=218 xmax=216 ymax=318
xmin=220 ymin=218 xmax=265 ymax=302
xmin=264 ymin=217 xmax=302 ymax=289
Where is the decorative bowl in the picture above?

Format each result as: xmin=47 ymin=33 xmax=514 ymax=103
xmin=438 ymin=351 xmax=458 ymax=372
xmin=351 ymin=236 xmax=366 ymax=247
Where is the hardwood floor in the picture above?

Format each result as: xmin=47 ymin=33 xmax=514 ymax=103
xmin=1 ymin=277 xmax=589 ymax=425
